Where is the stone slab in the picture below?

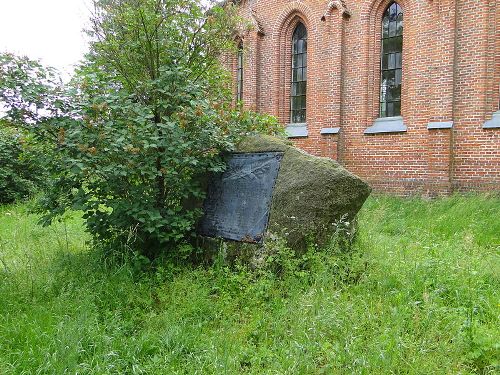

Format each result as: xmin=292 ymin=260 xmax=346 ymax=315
xmin=365 ymin=116 xmax=407 ymax=134
xmin=320 ymin=127 xmax=341 ymax=135
xmin=285 ymin=124 xmax=308 ymax=138
xmin=428 ymin=121 xmax=453 ymax=129
xmin=198 ymin=152 xmax=284 ymax=243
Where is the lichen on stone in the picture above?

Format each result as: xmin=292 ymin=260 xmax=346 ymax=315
xmin=236 ymin=135 xmax=372 ymax=250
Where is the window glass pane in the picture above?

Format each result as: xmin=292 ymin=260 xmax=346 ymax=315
xmin=293 ymin=111 xmax=300 ymax=123
xmin=388 ymin=53 xmax=395 ymax=70
xmin=380 ymin=103 xmax=386 ymax=118
xmin=390 ymin=85 xmax=401 ymax=100
xmin=298 ymin=40 xmax=305 ymax=53
xmin=393 ymin=101 xmax=401 ymax=116
xmin=382 ymin=54 xmax=389 ymax=70
xmin=395 ymin=36 xmax=403 ymax=50
xmin=299 ymin=111 xmax=306 ymax=123
xmin=396 ymin=52 xmax=402 ymax=69
xmin=297 ymin=54 xmax=304 ymax=68
xmin=387 ymin=102 xmax=394 ymax=117
xmin=300 ymin=81 xmax=306 ymax=95
xmin=297 ymin=68 xmax=303 ymax=82
xmin=236 ymin=42 xmax=243 ymax=102
xmin=397 ymin=21 xmax=403 ymax=35
xmin=299 ymin=96 xmax=306 ymax=110
xmin=389 ymin=21 xmax=396 ymax=37
xmin=297 ymin=24 xmax=306 ymax=39
xmin=396 ymin=7 xmax=403 ymax=22
xmin=380 ymin=83 xmax=387 ymax=99
xmin=380 ymin=2 xmax=402 ymax=118
xmin=293 ymin=82 xmax=300 ymax=96
xmin=293 ymin=111 xmax=305 ymax=124
xmin=382 ymin=70 xmax=395 ymax=87
xmin=291 ymin=23 xmax=307 ymax=123
xmin=382 ymin=39 xmax=390 ymax=53
xmin=382 ymin=17 xmax=390 ymax=38
xmin=383 ymin=37 xmax=402 ymax=54
xmin=395 ymin=69 xmax=402 ymax=85
xmin=390 ymin=3 xmax=398 ymax=20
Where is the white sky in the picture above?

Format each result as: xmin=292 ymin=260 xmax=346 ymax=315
xmin=0 ymin=0 xmax=215 ymax=81
xmin=0 ymin=0 xmax=92 ymax=80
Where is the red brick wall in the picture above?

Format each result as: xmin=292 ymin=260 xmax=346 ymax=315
xmin=229 ymin=0 xmax=500 ymax=195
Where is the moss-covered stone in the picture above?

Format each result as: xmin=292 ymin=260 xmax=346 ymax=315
xmin=236 ymin=135 xmax=372 ymax=250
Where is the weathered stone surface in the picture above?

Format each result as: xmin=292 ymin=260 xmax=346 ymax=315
xmin=235 ymin=135 xmax=372 ymax=250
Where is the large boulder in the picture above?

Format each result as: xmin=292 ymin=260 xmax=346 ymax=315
xmin=235 ymin=135 xmax=371 ymax=250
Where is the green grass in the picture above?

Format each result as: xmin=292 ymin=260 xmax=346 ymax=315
xmin=0 ymin=195 xmax=498 ymax=374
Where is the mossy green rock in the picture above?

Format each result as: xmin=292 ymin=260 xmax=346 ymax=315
xmin=236 ymin=135 xmax=371 ymax=250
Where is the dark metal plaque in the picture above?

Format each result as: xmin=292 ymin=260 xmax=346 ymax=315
xmin=198 ymin=152 xmax=284 ymax=243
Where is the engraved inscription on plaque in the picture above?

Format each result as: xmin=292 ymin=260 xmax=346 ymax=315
xmin=198 ymin=152 xmax=284 ymax=243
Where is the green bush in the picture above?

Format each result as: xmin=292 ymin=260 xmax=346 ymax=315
xmin=0 ymin=52 xmax=65 ymax=205
xmin=38 ymin=72 xmax=241 ymax=257
xmin=34 ymin=0 xmax=282 ymax=258
xmin=0 ymin=123 xmax=48 ymax=204
xmin=0 ymin=2 xmax=283 ymax=257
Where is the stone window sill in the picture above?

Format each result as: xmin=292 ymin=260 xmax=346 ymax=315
xmin=483 ymin=111 xmax=500 ymax=129
xmin=286 ymin=123 xmax=308 ymax=138
xmin=428 ymin=121 xmax=453 ymax=129
xmin=320 ymin=127 xmax=340 ymax=135
xmin=364 ymin=116 xmax=407 ymax=134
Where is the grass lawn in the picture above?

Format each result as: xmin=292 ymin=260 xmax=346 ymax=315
xmin=0 ymin=195 xmax=498 ymax=374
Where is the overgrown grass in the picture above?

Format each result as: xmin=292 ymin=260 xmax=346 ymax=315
xmin=0 ymin=195 xmax=498 ymax=374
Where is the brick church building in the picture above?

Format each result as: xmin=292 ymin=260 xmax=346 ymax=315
xmin=225 ymin=0 xmax=500 ymax=195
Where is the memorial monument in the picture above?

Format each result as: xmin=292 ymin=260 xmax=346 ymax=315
xmin=198 ymin=135 xmax=371 ymax=251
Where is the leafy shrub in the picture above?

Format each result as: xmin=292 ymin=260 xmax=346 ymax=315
xmin=230 ymin=110 xmax=285 ymax=137
xmin=0 ymin=2 xmax=283 ymax=257
xmin=34 ymin=0 xmax=282 ymax=258
xmin=0 ymin=123 xmax=48 ymax=204
xmin=0 ymin=52 xmax=65 ymax=204
xmin=0 ymin=52 xmax=66 ymax=130
xmin=39 ymin=73 xmax=238 ymax=256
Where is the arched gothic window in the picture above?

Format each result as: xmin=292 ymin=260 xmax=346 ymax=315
xmin=380 ymin=2 xmax=403 ymax=118
xmin=291 ymin=23 xmax=307 ymax=123
xmin=236 ymin=41 xmax=243 ymax=102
